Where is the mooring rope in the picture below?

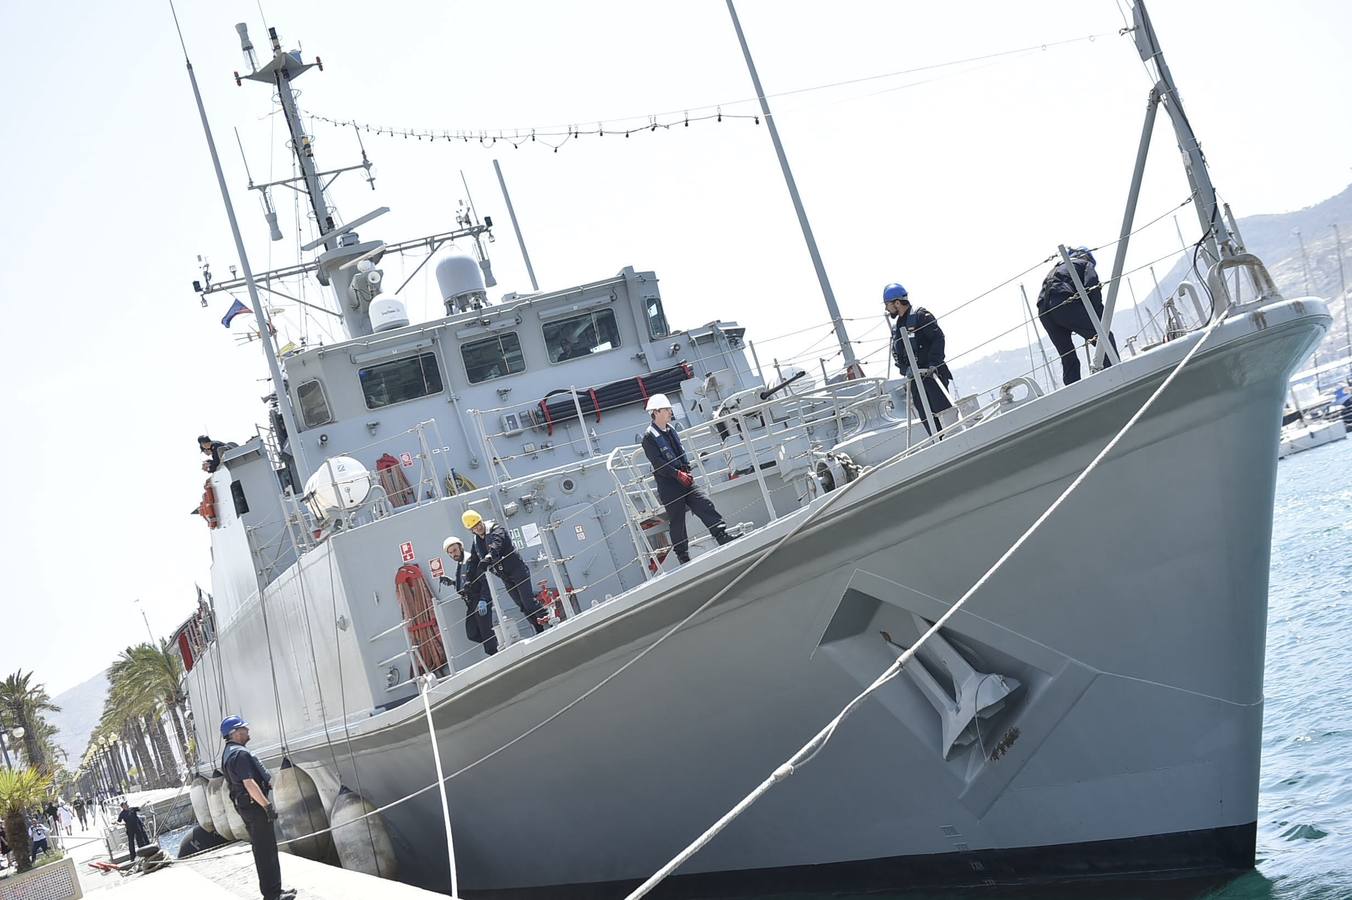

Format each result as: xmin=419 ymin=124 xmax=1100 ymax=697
xmin=624 ymin=303 xmax=1233 ymax=900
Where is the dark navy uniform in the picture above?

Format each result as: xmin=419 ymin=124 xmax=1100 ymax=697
xmin=1036 ymin=255 xmax=1119 ymax=385
xmin=469 ymin=522 xmax=546 ymax=634
xmin=642 ymin=423 xmax=731 ymax=564
xmin=454 ymin=557 xmax=498 ymax=654
xmin=223 ymin=740 xmax=283 ymax=900
xmin=891 ymin=306 xmax=953 ymax=436
xmin=116 ymin=804 xmax=149 ymax=862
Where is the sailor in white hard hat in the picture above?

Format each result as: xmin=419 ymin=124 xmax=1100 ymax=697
xmin=641 ymin=393 xmax=733 ymax=565
xmin=441 ymin=535 xmax=497 ymax=655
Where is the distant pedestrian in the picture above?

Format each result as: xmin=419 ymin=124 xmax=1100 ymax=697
xmin=1035 ymin=246 xmax=1119 ymax=385
xmin=58 ymin=803 xmax=73 ymax=836
xmin=28 ymin=820 xmax=51 ymax=863
xmin=462 ymin=510 xmax=547 ymax=634
xmin=117 ymin=801 xmax=149 ymax=864
xmin=884 ymin=283 xmax=954 ymax=437
xmin=74 ymin=796 xmax=87 ymax=829
xmin=220 ymin=715 xmax=295 ymax=900
xmin=642 ymin=394 xmax=733 ymax=564
xmin=441 ymin=535 xmax=498 ymax=656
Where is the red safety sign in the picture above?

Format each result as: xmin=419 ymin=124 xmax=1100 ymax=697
xmin=429 ymin=557 xmax=445 ymax=578
xmin=400 ymin=452 xmax=414 ymax=467
xmin=400 ymin=541 xmax=415 ymax=562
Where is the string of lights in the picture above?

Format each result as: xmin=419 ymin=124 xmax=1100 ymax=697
xmin=301 ymin=30 xmax=1116 ymax=152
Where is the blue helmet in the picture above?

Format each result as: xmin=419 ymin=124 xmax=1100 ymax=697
xmin=219 ymin=715 xmax=248 ymax=738
xmin=882 ymin=283 xmax=909 ymax=304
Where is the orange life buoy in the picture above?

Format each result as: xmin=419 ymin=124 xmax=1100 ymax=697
xmin=199 ymin=482 xmax=219 ymax=529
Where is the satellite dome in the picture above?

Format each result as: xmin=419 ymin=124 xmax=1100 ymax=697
xmin=369 ymin=296 xmax=410 ymax=332
xmin=303 ymin=456 xmax=372 ymax=517
xmin=435 ymin=248 xmax=487 ymax=313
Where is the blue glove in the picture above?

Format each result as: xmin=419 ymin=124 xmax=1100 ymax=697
xmin=477 ymin=600 xmax=488 ymax=616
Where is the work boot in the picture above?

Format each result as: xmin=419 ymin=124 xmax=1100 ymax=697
xmin=713 ymin=527 xmax=733 ymax=546
xmin=675 ymin=552 xmax=691 ymax=565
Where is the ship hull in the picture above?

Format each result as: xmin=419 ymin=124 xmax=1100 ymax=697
xmin=210 ymin=299 xmax=1324 ymax=895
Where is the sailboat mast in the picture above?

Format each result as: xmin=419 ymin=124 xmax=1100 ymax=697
xmin=725 ymin=0 xmax=861 ymax=379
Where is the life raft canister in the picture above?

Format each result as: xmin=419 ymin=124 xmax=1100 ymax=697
xmin=199 ymin=481 xmax=219 ymax=529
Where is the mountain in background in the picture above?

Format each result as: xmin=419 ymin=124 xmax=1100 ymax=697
xmin=954 ymin=184 xmax=1352 ymax=395
xmin=49 ymin=669 xmax=108 ymax=771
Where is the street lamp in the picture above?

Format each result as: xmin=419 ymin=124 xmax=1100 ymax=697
xmin=0 ymin=724 xmax=26 ymax=770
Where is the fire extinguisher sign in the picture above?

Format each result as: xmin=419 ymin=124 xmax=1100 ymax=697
xmin=400 ymin=541 xmax=415 ymax=562
xmin=429 ymin=557 xmax=445 ymax=579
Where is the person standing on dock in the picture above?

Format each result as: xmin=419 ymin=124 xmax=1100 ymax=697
xmin=220 ymin=716 xmax=296 ymax=900
xmin=884 ymin=284 xmax=954 ymax=437
xmin=642 ymin=394 xmax=733 ymax=565
xmin=441 ymin=534 xmax=498 ymax=656
xmin=116 ymin=801 xmax=149 ymax=865
xmin=1035 ymin=247 xmax=1118 ymax=385
xmin=462 ymin=511 xmax=547 ymax=634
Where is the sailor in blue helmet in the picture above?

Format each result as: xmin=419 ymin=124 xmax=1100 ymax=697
xmin=642 ymin=393 xmax=733 ymax=565
xmin=220 ymin=716 xmax=295 ymax=900
xmin=1035 ymin=246 xmax=1119 ymax=385
xmin=884 ymin=283 xmax=953 ymax=436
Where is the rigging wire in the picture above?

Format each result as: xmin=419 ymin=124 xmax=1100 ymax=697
xmin=302 ymin=30 xmax=1117 ymax=149
xmin=624 ymin=296 xmax=1236 ymax=899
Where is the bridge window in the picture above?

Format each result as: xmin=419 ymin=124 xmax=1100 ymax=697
xmin=644 ymin=296 xmax=669 ymax=339
xmin=544 ymin=309 xmax=621 ymax=363
xmin=359 ymin=352 xmax=444 ymax=409
xmin=462 ymin=333 xmax=526 ymax=383
xmin=297 ymin=379 xmax=333 ymax=428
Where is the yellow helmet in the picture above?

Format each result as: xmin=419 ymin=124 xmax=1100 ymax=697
xmin=461 ymin=509 xmax=483 ymax=529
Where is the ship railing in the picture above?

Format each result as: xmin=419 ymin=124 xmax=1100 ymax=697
xmin=605 ymin=378 xmax=897 ymax=573
xmin=281 ymin=419 xmax=458 ymax=548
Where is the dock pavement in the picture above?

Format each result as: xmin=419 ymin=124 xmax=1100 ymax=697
xmin=59 ymin=807 xmax=447 ymax=899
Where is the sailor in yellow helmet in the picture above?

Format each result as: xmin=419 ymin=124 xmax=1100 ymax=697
xmin=460 ymin=509 xmax=546 ymax=634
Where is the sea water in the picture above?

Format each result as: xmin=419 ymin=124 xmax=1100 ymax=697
xmin=828 ymin=435 xmax=1352 ymax=900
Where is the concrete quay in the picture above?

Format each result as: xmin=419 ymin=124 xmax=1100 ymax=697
xmin=63 ymin=813 xmax=448 ymax=900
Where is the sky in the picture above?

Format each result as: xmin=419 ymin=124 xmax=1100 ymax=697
xmin=2 ymin=0 xmax=1350 ymax=696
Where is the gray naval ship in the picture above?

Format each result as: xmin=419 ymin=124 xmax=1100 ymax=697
xmin=169 ymin=3 xmax=1329 ymax=896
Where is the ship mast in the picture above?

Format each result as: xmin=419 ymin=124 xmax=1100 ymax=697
xmin=173 ymin=11 xmax=309 ymax=480
xmin=240 ymin=25 xmax=340 ymax=252
xmin=726 ymin=0 xmax=862 ymax=380
xmin=1130 ymin=1 xmax=1234 ymax=261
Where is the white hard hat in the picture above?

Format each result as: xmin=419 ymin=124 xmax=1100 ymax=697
xmin=645 ymin=393 xmax=672 ymax=412
xmin=442 ymin=535 xmax=464 ymax=553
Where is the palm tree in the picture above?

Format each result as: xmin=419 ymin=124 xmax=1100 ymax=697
xmin=0 ymin=766 xmax=52 ymax=873
xmin=107 ymin=644 xmax=187 ymax=784
xmin=0 ymin=671 xmax=61 ymax=774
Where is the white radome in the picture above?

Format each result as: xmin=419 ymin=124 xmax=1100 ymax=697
xmin=369 ymin=296 xmax=410 ymax=332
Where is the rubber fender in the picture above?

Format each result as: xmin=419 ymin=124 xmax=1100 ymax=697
xmin=330 ymin=785 xmax=399 ymax=879
xmin=206 ymin=773 xmax=235 ymax=841
xmin=178 ymin=824 xmax=228 ymax=858
xmin=273 ymin=758 xmax=336 ymax=863
xmin=190 ymin=774 xmax=215 ymax=833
